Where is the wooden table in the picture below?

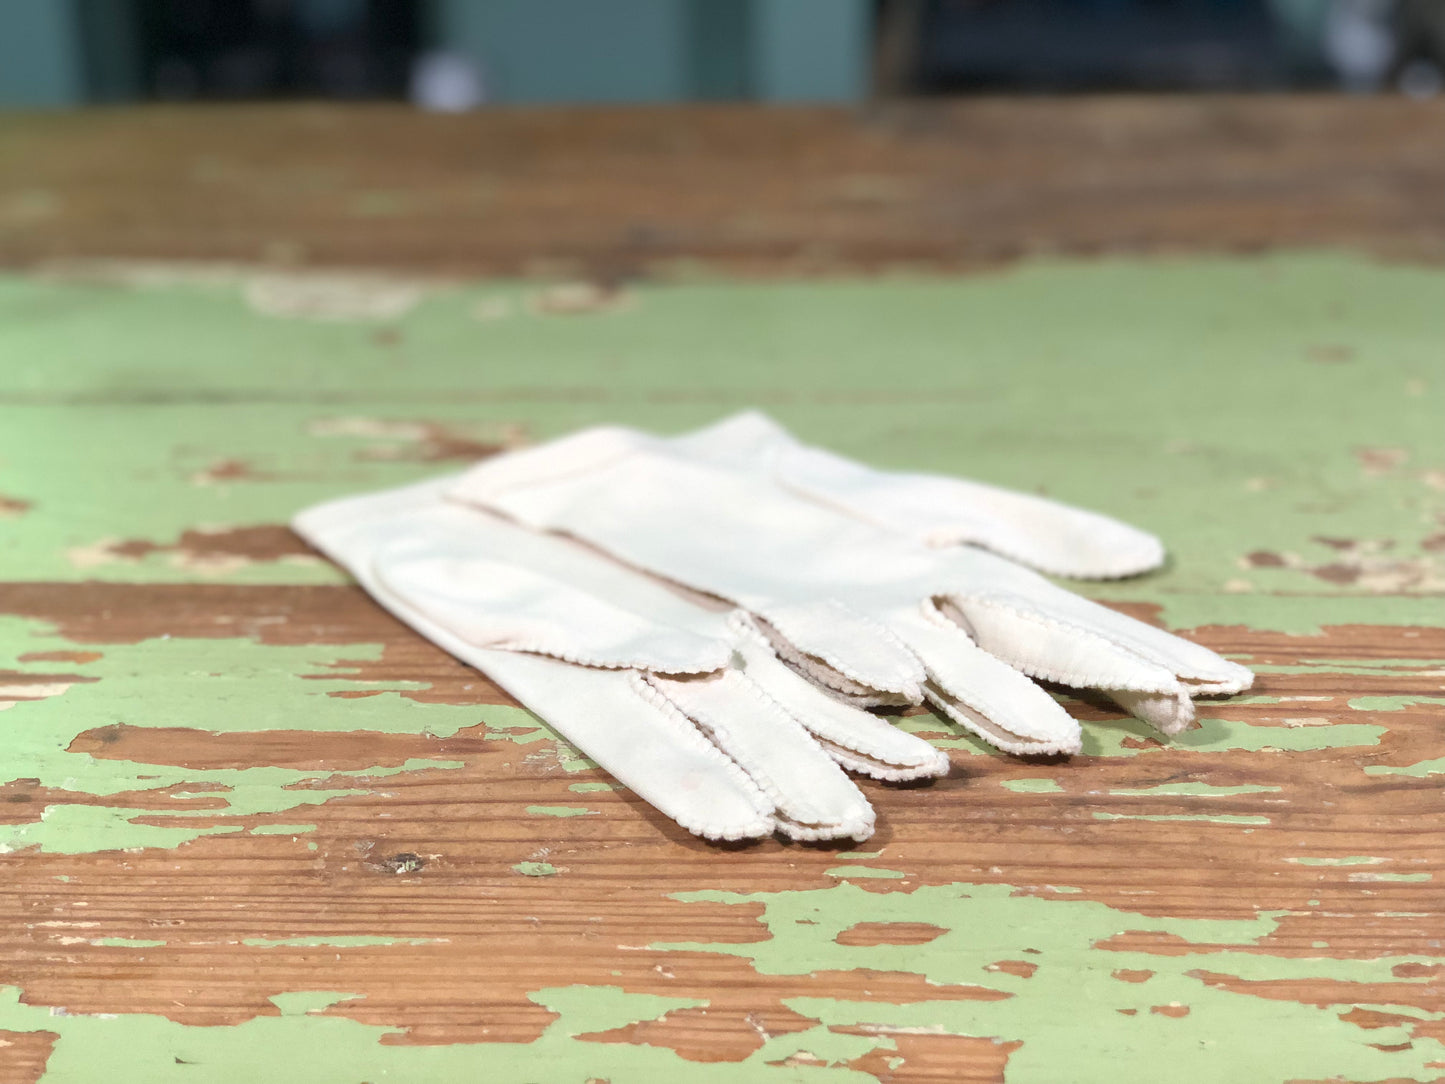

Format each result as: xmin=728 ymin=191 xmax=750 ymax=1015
xmin=1 ymin=101 xmax=1443 ymax=1083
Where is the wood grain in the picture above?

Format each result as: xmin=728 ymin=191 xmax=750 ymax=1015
xmin=2 ymin=581 xmax=1443 ymax=1079
xmin=3 ymin=99 xmax=1444 ymax=1082
xmin=3 ymin=99 xmax=1445 ymax=277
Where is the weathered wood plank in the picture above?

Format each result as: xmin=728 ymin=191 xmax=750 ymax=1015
xmin=2 ymin=578 xmax=1442 ymax=1079
xmin=3 ymin=100 xmax=1445 ymax=276
xmin=1 ymin=113 xmax=1443 ymax=1077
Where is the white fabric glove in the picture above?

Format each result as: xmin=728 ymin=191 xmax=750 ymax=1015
xmin=447 ymin=416 xmax=1253 ymax=756
xmin=670 ymin=411 xmax=1166 ymax=579
xmin=293 ymin=479 xmax=948 ymax=843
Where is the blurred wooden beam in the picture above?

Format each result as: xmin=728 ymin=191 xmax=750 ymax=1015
xmin=2 ymin=98 xmax=1444 ymax=277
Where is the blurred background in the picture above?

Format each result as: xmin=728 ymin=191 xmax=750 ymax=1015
xmin=3 ymin=0 xmax=1445 ymax=110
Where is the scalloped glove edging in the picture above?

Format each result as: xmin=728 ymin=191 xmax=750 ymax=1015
xmin=448 ymin=414 xmax=1253 ymax=756
xmin=294 ymin=478 xmax=948 ymax=842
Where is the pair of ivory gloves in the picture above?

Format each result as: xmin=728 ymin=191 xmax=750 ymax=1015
xmin=294 ymin=412 xmax=1252 ymax=843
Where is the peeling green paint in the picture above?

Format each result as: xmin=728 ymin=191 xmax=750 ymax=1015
xmin=1092 ymin=812 xmax=1272 ymax=825
xmin=1254 ymin=659 xmax=1445 ymax=674
xmin=655 ymin=882 xmax=1445 ymax=1083
xmin=91 ymin=938 xmax=167 ymax=948
xmin=1165 ymin=717 xmax=1385 ymax=754
xmin=486 ymin=718 xmax=599 ymax=773
xmin=900 ymin=710 xmax=1386 ymax=759
xmin=1107 ymin=784 xmax=1282 ymax=797
xmin=5 ymin=253 xmax=1444 ymax=634
xmin=249 ymin=824 xmax=319 ymax=836
xmin=5 ymin=254 xmax=1445 ymax=1080
xmin=1001 ymin=778 xmax=1065 ymax=794
xmin=1366 ymin=758 xmax=1445 ymax=778
xmin=268 ymin=992 xmax=364 ymax=1016
xmin=750 ymin=1024 xmax=885 ymax=1069
xmin=1286 ymin=856 xmax=1385 ymax=866
xmin=0 ymin=805 xmax=246 ymax=854
xmin=1076 ymin=714 xmax=1387 ymax=758
xmin=0 ymin=619 xmax=485 ymax=852
xmin=526 ymin=805 xmax=596 ymax=818
xmin=1346 ymin=872 xmax=1433 ymax=883
xmin=0 ymin=984 xmax=783 ymax=1083
xmin=241 ymin=936 xmax=447 ymax=948
xmin=1348 ymin=695 xmax=1445 ymax=712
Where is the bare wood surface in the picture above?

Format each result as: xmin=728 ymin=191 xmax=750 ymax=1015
xmin=1 ymin=101 xmax=1443 ymax=1083
xmin=4 ymin=584 xmax=1443 ymax=1072
xmin=3 ymin=99 xmax=1445 ymax=276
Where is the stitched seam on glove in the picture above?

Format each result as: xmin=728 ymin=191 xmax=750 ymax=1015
xmin=755 ymin=599 xmax=925 ymax=698
xmin=624 ymin=671 xmax=779 ymax=840
xmin=957 ymin=591 xmax=1250 ymax=691
xmin=946 ymin=596 xmax=1185 ymax=694
xmin=913 ymin=602 xmax=1043 ymax=728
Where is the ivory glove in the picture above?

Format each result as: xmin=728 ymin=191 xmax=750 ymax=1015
xmin=294 ymin=478 xmax=948 ymax=842
xmin=670 ymin=411 xmax=1166 ymax=579
xmin=447 ymin=417 xmax=1253 ymax=756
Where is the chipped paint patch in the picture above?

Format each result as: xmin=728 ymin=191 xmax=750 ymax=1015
xmin=243 ymin=274 xmax=429 ymax=321
xmin=0 ymin=621 xmax=484 ymax=852
xmin=511 ymin=726 xmax=599 ymax=774
xmin=1245 ymin=532 xmax=1445 ymax=591
xmin=0 ymin=805 xmax=247 ymax=855
xmin=527 ymin=282 xmax=635 ymax=316
xmin=241 ymin=936 xmax=448 ymax=948
xmin=1080 ymin=715 xmax=1387 ymax=757
xmin=65 ymin=526 xmax=316 ymax=576
xmin=1107 ymin=784 xmax=1282 ymax=798
xmin=1348 ymin=695 xmax=1445 ymax=711
xmin=655 ymin=883 xmax=1445 ymax=1082
xmin=1366 ymin=758 xmax=1445 ymax=778
xmin=3 ymin=253 xmax=1445 ymax=1078
xmin=904 ymin=705 xmax=1387 ymax=759
xmin=1346 ymin=872 xmax=1433 ymax=883
xmin=825 ymin=867 xmax=907 ymax=880
xmin=526 ymin=805 xmax=596 ymax=818
xmin=1285 ymin=856 xmax=1386 ymax=866
xmin=1092 ymin=813 xmax=1271 ymax=826
xmin=1 ymin=251 xmax=1439 ymax=635
xmin=0 ymin=984 xmax=736 ymax=1081
xmin=90 ymin=938 xmax=167 ymax=949
xmin=307 ymin=415 xmax=524 ymax=464
xmin=249 ymin=824 xmax=318 ymax=836
xmin=1001 ymin=778 xmax=1065 ymax=794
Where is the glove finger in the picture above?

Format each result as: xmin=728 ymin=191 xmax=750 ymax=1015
xmin=774 ymin=441 xmax=1164 ymax=580
xmin=297 ymin=477 xmax=779 ymax=842
xmin=667 ymin=411 xmax=1165 ymax=580
xmin=1108 ymin=687 xmax=1195 ymax=736
xmin=889 ymin=604 xmax=1083 ymax=756
xmin=649 ymin=668 xmax=878 ymax=842
xmin=479 ymin=650 xmax=778 ymax=842
xmin=943 ymin=593 xmax=1172 ymax=690
xmin=947 ymin=550 xmax=1254 ymax=695
xmin=753 ymin=598 xmax=927 ymax=703
xmin=730 ymin=615 xmax=950 ymax=782
xmin=938 ymin=593 xmax=1197 ymax=730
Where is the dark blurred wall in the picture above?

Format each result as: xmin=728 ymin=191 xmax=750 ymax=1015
xmin=1 ymin=0 xmax=1440 ymax=107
